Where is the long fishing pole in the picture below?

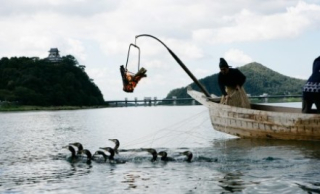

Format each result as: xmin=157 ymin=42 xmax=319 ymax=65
xmin=135 ymin=34 xmax=211 ymax=98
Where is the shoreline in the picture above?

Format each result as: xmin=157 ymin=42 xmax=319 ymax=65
xmin=0 ymin=105 xmax=109 ymax=112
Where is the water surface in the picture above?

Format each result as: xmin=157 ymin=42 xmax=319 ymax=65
xmin=1 ymin=104 xmax=320 ymax=193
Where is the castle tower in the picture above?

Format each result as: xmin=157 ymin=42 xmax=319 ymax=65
xmin=47 ymin=48 xmax=62 ymax=62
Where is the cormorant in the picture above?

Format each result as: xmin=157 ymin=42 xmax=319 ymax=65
xmin=64 ymin=145 xmax=79 ymax=163
xmin=99 ymin=147 xmax=126 ymax=164
xmin=158 ymin=151 xmax=175 ymax=161
xmin=67 ymin=145 xmax=76 ymax=158
xmin=109 ymin=139 xmax=120 ymax=154
xmin=69 ymin=142 xmax=83 ymax=155
xmin=80 ymin=149 xmax=93 ymax=162
xmin=93 ymin=150 xmax=109 ymax=162
xmin=142 ymin=148 xmax=157 ymax=162
xmin=181 ymin=151 xmax=193 ymax=162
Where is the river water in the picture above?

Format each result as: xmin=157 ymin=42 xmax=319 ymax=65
xmin=1 ymin=104 xmax=320 ymax=193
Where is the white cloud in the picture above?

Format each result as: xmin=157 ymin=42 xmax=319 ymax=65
xmin=224 ymin=49 xmax=253 ymax=65
xmin=192 ymin=1 xmax=320 ymax=43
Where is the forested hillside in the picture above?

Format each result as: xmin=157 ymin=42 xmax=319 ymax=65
xmin=165 ymin=62 xmax=306 ymax=99
xmin=0 ymin=56 xmax=105 ymax=106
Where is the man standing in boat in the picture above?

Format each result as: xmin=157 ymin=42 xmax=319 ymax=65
xmin=302 ymin=56 xmax=320 ymax=113
xmin=218 ymin=58 xmax=251 ymax=108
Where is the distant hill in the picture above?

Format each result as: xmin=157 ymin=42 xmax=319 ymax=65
xmin=0 ymin=56 xmax=105 ymax=106
xmin=165 ymin=62 xmax=306 ymax=99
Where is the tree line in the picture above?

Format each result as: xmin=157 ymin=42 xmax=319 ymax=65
xmin=164 ymin=62 xmax=306 ymax=103
xmin=0 ymin=55 xmax=105 ymax=106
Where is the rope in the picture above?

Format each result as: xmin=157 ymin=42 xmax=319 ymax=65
xmin=120 ymin=109 xmax=211 ymax=150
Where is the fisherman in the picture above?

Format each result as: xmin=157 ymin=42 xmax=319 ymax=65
xmin=302 ymin=56 xmax=320 ymax=114
xmin=218 ymin=58 xmax=250 ymax=108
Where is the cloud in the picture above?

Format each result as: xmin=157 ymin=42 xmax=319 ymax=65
xmin=192 ymin=1 xmax=320 ymax=43
xmin=0 ymin=0 xmax=319 ymax=100
xmin=224 ymin=49 xmax=253 ymax=65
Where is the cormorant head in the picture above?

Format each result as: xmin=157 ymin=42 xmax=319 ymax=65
xmin=158 ymin=151 xmax=167 ymax=160
xmin=99 ymin=147 xmax=115 ymax=160
xmin=109 ymin=139 xmax=120 ymax=146
xmin=181 ymin=151 xmax=193 ymax=162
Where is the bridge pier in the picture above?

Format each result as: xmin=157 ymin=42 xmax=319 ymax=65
xmin=154 ymin=97 xmax=157 ymax=106
xmin=125 ymin=97 xmax=128 ymax=107
xmin=172 ymin=96 xmax=177 ymax=106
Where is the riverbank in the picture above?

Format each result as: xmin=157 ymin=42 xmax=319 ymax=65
xmin=0 ymin=105 xmax=108 ymax=111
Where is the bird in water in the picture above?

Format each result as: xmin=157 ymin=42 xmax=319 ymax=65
xmin=109 ymin=139 xmax=120 ymax=154
xmin=64 ymin=145 xmax=80 ymax=163
xmin=141 ymin=148 xmax=157 ymax=162
xmin=93 ymin=150 xmax=109 ymax=162
xmin=69 ymin=142 xmax=83 ymax=155
xmin=66 ymin=145 xmax=77 ymax=158
xmin=158 ymin=151 xmax=175 ymax=161
xmin=180 ymin=151 xmax=193 ymax=162
xmin=80 ymin=149 xmax=93 ymax=163
xmin=99 ymin=147 xmax=126 ymax=164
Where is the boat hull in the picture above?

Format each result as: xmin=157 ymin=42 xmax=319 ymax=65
xmin=187 ymin=88 xmax=320 ymax=141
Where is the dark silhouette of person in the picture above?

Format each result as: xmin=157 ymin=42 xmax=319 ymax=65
xmin=218 ymin=58 xmax=250 ymax=108
xmin=302 ymin=56 xmax=320 ymax=113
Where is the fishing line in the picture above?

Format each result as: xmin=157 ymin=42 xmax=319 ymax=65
xmin=120 ymin=109 xmax=207 ymax=148
xmin=121 ymin=109 xmax=212 ymax=149
xmin=134 ymin=112 xmax=207 ymax=148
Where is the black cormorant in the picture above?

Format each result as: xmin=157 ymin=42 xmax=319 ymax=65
xmin=109 ymin=139 xmax=120 ymax=154
xmin=99 ymin=147 xmax=126 ymax=164
xmin=64 ymin=145 xmax=79 ymax=163
xmin=181 ymin=151 xmax=193 ymax=162
xmin=69 ymin=142 xmax=83 ymax=155
xmin=67 ymin=145 xmax=76 ymax=158
xmin=158 ymin=151 xmax=175 ymax=161
xmin=80 ymin=149 xmax=93 ymax=162
xmin=142 ymin=148 xmax=157 ymax=162
xmin=93 ymin=151 xmax=109 ymax=162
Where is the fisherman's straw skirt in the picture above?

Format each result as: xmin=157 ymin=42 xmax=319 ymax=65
xmin=220 ymin=86 xmax=251 ymax=108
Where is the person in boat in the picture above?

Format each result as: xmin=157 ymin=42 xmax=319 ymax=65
xmin=302 ymin=56 xmax=320 ymax=114
xmin=218 ymin=58 xmax=251 ymax=108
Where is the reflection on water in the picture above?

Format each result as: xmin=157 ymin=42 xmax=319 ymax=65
xmin=0 ymin=105 xmax=320 ymax=193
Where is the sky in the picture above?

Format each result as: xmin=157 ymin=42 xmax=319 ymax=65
xmin=1 ymin=0 xmax=320 ymax=100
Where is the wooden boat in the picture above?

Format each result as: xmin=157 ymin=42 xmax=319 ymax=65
xmin=187 ymin=87 xmax=320 ymax=141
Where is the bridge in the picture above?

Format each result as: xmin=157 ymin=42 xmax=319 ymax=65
xmin=105 ymin=95 xmax=302 ymax=107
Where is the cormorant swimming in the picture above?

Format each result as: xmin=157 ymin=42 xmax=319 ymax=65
xmin=69 ymin=142 xmax=83 ymax=155
xmin=99 ymin=147 xmax=126 ymax=164
xmin=158 ymin=151 xmax=175 ymax=161
xmin=64 ymin=145 xmax=80 ymax=163
xmin=181 ymin=151 xmax=193 ymax=162
xmin=67 ymin=145 xmax=76 ymax=158
xmin=93 ymin=151 xmax=109 ymax=162
xmin=80 ymin=149 xmax=93 ymax=162
xmin=142 ymin=148 xmax=157 ymax=162
xmin=109 ymin=139 xmax=120 ymax=154
xmin=99 ymin=147 xmax=115 ymax=160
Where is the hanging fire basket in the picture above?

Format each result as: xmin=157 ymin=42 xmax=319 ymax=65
xmin=120 ymin=43 xmax=147 ymax=93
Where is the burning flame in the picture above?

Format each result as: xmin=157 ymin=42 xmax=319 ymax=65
xmin=120 ymin=65 xmax=147 ymax=93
